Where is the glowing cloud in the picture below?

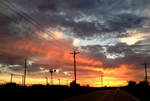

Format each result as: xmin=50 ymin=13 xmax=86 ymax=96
xmin=73 ymin=38 xmax=80 ymax=46
xmin=120 ymin=30 xmax=149 ymax=45
xmin=51 ymin=29 xmax=64 ymax=40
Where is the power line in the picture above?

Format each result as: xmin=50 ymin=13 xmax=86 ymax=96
xmin=1 ymin=0 xmax=53 ymax=37
xmin=0 ymin=0 xmax=69 ymax=51
xmin=2 ymin=0 xmax=150 ymax=51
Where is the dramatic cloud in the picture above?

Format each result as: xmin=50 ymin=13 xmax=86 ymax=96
xmin=0 ymin=0 xmax=150 ymax=86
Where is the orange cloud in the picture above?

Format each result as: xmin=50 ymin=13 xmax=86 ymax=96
xmin=0 ymin=32 xmax=145 ymax=87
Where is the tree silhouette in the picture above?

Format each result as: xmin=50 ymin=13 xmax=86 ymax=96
xmin=127 ymin=81 xmax=136 ymax=87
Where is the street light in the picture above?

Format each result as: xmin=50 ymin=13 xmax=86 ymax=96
xmin=49 ymin=69 xmax=56 ymax=85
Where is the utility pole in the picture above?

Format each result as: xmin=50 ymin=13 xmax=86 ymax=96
xmin=10 ymin=73 xmax=13 ymax=83
xmin=45 ymin=77 xmax=48 ymax=85
xmin=66 ymin=80 xmax=68 ymax=86
xmin=22 ymin=75 xmax=24 ymax=85
xmin=49 ymin=69 xmax=56 ymax=85
xmin=70 ymin=50 xmax=80 ymax=85
xmin=101 ymin=74 xmax=103 ymax=87
xmin=10 ymin=73 xmax=23 ymax=84
xmin=24 ymin=58 xmax=27 ymax=86
xmin=58 ymin=79 xmax=60 ymax=86
xmin=141 ymin=62 xmax=149 ymax=82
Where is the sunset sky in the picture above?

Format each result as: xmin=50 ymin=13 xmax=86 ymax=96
xmin=0 ymin=0 xmax=150 ymax=87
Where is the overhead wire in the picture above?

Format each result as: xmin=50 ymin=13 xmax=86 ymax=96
xmin=0 ymin=0 xmax=70 ymax=51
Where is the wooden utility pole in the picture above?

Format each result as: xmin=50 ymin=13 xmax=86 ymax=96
xmin=58 ymin=79 xmax=60 ymax=85
xmin=45 ymin=77 xmax=48 ymax=85
xmin=22 ymin=75 xmax=24 ymax=85
xmin=10 ymin=73 xmax=13 ymax=83
xmin=101 ymin=74 xmax=103 ymax=87
xmin=10 ymin=73 xmax=23 ymax=84
xmin=70 ymin=50 xmax=80 ymax=85
xmin=24 ymin=58 xmax=27 ymax=86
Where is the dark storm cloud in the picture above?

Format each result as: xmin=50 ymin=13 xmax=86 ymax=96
xmin=73 ymin=14 xmax=147 ymax=39
xmin=31 ymin=0 xmax=100 ymax=11
xmin=0 ymin=54 xmax=25 ymax=73
xmin=20 ymin=0 xmax=150 ymax=12
xmin=1 ymin=0 xmax=150 ymax=40
xmin=7 ymin=65 xmax=23 ymax=72
xmin=0 ymin=14 xmax=13 ymax=40
xmin=106 ymin=43 xmax=134 ymax=54
xmin=81 ymin=43 xmax=150 ymax=68
xmin=104 ymin=43 xmax=150 ymax=67
xmin=0 ymin=54 xmax=25 ymax=65
xmin=0 ymin=0 xmax=150 ymax=74
xmin=81 ymin=45 xmax=105 ymax=61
